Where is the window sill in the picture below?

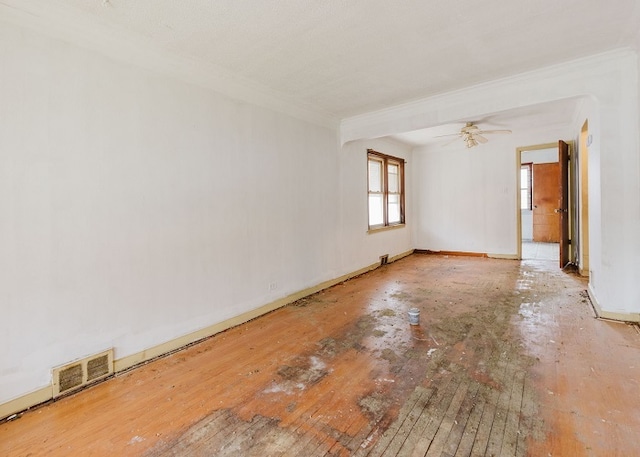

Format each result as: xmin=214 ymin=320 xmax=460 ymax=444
xmin=367 ymin=223 xmax=406 ymax=234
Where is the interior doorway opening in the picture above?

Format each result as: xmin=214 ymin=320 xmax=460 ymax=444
xmin=517 ymin=141 xmax=575 ymax=266
xmin=517 ymin=143 xmax=561 ymax=262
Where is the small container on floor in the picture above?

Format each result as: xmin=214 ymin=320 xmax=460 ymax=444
xmin=408 ymin=308 xmax=420 ymax=325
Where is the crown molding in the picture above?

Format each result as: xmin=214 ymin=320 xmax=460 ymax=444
xmin=340 ymin=48 xmax=638 ymax=145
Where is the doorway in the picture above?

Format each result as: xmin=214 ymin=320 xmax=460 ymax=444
xmin=517 ymin=143 xmax=561 ymax=261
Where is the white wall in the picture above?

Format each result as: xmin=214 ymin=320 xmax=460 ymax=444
xmin=0 ymin=22 xmax=411 ymax=405
xmin=413 ymin=130 xmax=568 ymax=255
xmin=413 ymin=136 xmax=513 ymax=255
xmin=339 ymin=138 xmax=413 ymax=273
xmin=520 ymin=148 xmax=558 ymax=241
xmin=343 ymin=49 xmax=640 ymax=319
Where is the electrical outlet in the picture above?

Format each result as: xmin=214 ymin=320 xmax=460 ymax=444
xmin=269 ymin=282 xmax=278 ymax=291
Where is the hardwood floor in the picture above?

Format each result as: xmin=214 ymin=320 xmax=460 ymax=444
xmin=1 ymin=254 xmax=639 ymax=456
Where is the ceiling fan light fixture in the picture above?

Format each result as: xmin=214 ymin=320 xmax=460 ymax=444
xmin=434 ymin=122 xmax=512 ymax=148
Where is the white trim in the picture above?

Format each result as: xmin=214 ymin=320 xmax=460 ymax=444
xmin=588 ymin=283 xmax=640 ymax=323
xmin=340 ymin=48 xmax=635 ymax=144
xmin=488 ymin=253 xmax=519 ymax=260
xmin=0 ymin=387 xmax=52 ymax=422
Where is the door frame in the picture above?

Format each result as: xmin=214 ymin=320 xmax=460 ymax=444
xmin=516 ymin=141 xmax=574 ymax=261
xmin=559 ymin=140 xmax=570 ymax=268
xmin=578 ymin=120 xmax=590 ymax=276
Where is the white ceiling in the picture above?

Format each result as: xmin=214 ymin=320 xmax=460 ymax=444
xmin=3 ymin=0 xmax=639 ymax=129
xmin=390 ymin=97 xmax=584 ymax=147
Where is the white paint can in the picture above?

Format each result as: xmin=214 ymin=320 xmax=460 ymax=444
xmin=408 ymin=308 xmax=420 ymax=325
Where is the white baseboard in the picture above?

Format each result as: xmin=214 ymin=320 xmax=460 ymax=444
xmin=0 ymin=386 xmax=52 ymax=422
xmin=488 ymin=253 xmax=519 ymax=260
xmin=588 ymin=283 xmax=640 ymax=323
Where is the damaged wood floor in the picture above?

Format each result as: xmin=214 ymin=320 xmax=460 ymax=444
xmin=2 ymin=254 xmax=640 ymax=456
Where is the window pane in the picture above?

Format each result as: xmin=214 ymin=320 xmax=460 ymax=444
xmin=520 ymin=165 xmax=531 ymax=210
xmin=369 ymin=194 xmax=384 ymax=226
xmin=367 ymin=151 xmax=405 ymax=229
xmin=520 ymin=168 xmax=529 ymax=190
xmin=368 ymin=160 xmax=382 ymax=192
xmin=521 ymin=190 xmax=529 ymax=209
xmin=388 ymin=194 xmax=400 ymax=224
xmin=387 ymin=163 xmax=399 ymax=193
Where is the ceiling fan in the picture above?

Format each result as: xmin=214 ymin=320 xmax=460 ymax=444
xmin=436 ymin=122 xmax=512 ymax=148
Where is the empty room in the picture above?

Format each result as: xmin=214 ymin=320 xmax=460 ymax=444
xmin=1 ymin=1 xmax=639 ymax=456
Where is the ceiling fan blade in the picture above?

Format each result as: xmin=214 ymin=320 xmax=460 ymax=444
xmin=433 ymin=133 xmax=462 ymax=138
xmin=477 ymin=129 xmax=512 ymax=135
xmin=474 ymin=134 xmax=488 ymax=144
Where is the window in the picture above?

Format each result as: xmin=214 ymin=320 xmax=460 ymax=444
xmin=368 ymin=149 xmax=405 ymax=229
xmin=520 ymin=163 xmax=532 ymax=210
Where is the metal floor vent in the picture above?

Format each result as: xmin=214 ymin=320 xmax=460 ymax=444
xmin=52 ymin=349 xmax=114 ymax=397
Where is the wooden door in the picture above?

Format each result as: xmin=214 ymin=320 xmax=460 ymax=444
xmin=559 ymin=140 xmax=570 ymax=268
xmin=532 ymin=162 xmax=560 ymax=243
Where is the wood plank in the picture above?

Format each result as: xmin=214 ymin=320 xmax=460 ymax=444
xmin=500 ymin=369 xmax=526 ymax=457
xmin=213 ymin=415 xmax=273 ymax=456
xmin=159 ymin=409 xmax=257 ymax=456
xmin=279 ymin=403 xmax=331 ymax=457
xmin=516 ymin=375 xmax=537 ymax=455
xmin=440 ymin=380 xmax=482 ymax=457
xmin=484 ymin=358 xmax=519 ymax=456
xmin=286 ymin=351 xmax=376 ymax=456
xmin=423 ymin=380 xmax=471 ymax=456
xmin=468 ymin=350 xmax=511 ymax=457
xmin=395 ymin=370 xmax=461 ymax=455
xmin=242 ymin=419 xmax=299 ymax=457
xmin=355 ymin=386 xmax=435 ymax=457
xmin=453 ymin=384 xmax=488 ymax=457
